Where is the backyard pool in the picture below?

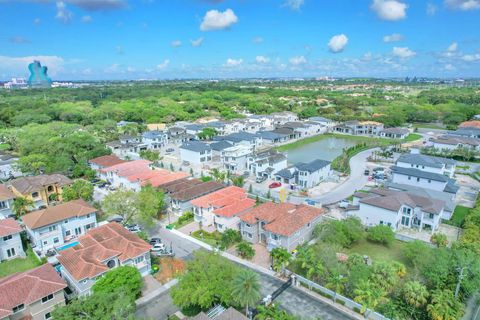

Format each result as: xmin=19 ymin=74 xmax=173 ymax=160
xmin=56 ymin=241 xmax=79 ymax=251
xmin=286 ymin=136 xmax=358 ymax=164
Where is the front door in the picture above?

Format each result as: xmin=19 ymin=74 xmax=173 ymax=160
xmin=260 ymin=233 xmax=267 ymax=244
xmin=75 ymin=227 xmax=82 ymax=235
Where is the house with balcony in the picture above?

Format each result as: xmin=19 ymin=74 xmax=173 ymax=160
xmin=210 ymin=141 xmax=233 ymax=160
xmin=88 ymin=154 xmax=126 ymax=172
xmin=275 ymin=159 xmax=332 ymax=188
xmin=213 ymin=132 xmax=263 ymax=150
xmin=221 ymin=145 xmax=252 ymax=173
xmin=57 ymin=222 xmax=151 ymax=297
xmin=180 ymin=141 xmax=212 ymax=165
xmin=396 ymin=153 xmax=456 ymax=178
xmin=347 ymin=188 xmax=445 ymax=234
xmin=239 ymin=202 xmax=325 ymax=252
xmin=334 ymin=120 xmax=384 ymax=136
xmin=0 ymin=264 xmax=67 ymax=320
xmin=0 ymin=185 xmax=15 ymax=219
xmin=8 ymin=174 xmax=72 ymax=209
xmin=0 ymin=218 xmax=24 ymax=262
xmin=390 ymin=165 xmax=459 ymax=195
xmin=21 ymin=199 xmax=98 ymax=253
xmin=106 ymin=134 xmax=148 ymax=159
xmin=247 ymin=150 xmax=288 ymax=179
xmin=379 ymin=127 xmax=410 ymax=139
xmin=168 ymin=127 xmax=194 ymax=145
xmin=142 ymin=130 xmax=168 ymax=150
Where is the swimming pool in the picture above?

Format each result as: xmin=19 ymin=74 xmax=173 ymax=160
xmin=56 ymin=241 xmax=79 ymax=251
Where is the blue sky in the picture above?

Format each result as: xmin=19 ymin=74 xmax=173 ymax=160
xmin=0 ymin=0 xmax=479 ymax=80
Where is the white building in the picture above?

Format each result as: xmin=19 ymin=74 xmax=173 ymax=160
xmin=214 ymin=132 xmax=263 ymax=150
xmin=22 ymin=199 xmax=98 ymax=253
xmin=0 ymin=218 xmax=25 ymax=261
xmin=247 ymin=150 xmax=288 ymax=179
xmin=106 ymin=134 xmax=148 ymax=159
xmin=396 ymin=153 xmax=456 ymax=178
xmin=0 ymin=184 xmax=16 ymax=219
xmin=275 ymin=159 xmax=332 ymax=188
xmin=221 ymin=145 xmax=252 ymax=173
xmin=379 ymin=128 xmax=410 ymax=139
xmin=390 ymin=166 xmax=459 ymax=195
xmin=179 ymin=141 xmax=212 ymax=164
xmin=142 ymin=130 xmax=169 ymax=150
xmin=430 ymin=135 xmax=480 ymax=152
xmin=308 ymin=117 xmax=335 ymax=128
xmin=0 ymin=153 xmax=22 ymax=180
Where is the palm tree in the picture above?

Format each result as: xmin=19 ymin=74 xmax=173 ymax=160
xmin=427 ymin=290 xmax=464 ymax=320
xmin=403 ymin=281 xmax=429 ymax=308
xmin=232 ymin=269 xmax=261 ymax=316
xmin=270 ymin=247 xmax=291 ymax=274
xmin=296 ymin=246 xmax=324 ymax=281
xmin=353 ymin=280 xmax=386 ymax=314
xmin=326 ymin=272 xmax=346 ymax=298
xmin=13 ymin=197 xmax=34 ymax=217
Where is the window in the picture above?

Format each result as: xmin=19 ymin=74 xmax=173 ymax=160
xmin=7 ymin=248 xmax=16 ymax=258
xmin=428 ymin=179 xmax=431 ymax=183
xmin=0 ymin=201 xmax=6 ymax=209
xmin=32 ymin=192 xmax=39 ymax=198
xmin=43 ymin=240 xmax=48 ymax=245
xmin=429 ymin=213 xmax=434 ymax=219
xmin=3 ymin=234 xmax=12 ymax=241
xmin=134 ymin=256 xmax=144 ymax=264
xmin=48 ymin=225 xmax=57 ymax=232
xmin=307 ymin=222 xmax=311 ymax=228
xmin=245 ymin=223 xmax=251 ymax=228
xmin=65 ymin=230 xmax=71 ymax=236
xmin=271 ymin=234 xmax=279 ymax=240
xmin=47 ymin=186 xmax=54 ymax=192
xmin=416 ymin=177 xmax=420 ymax=182
xmin=12 ymin=304 xmax=24 ymax=313
xmin=45 ymin=312 xmax=52 ymax=320
xmin=42 ymin=294 xmax=54 ymax=303
xmin=387 ymin=222 xmax=392 ymax=227
xmin=408 ymin=176 xmax=411 ymax=180
xmin=401 ymin=216 xmax=410 ymax=226
xmin=107 ymin=260 xmax=116 ymax=268
xmin=64 ymin=220 xmax=68 ymax=224
xmin=379 ymin=220 xmax=384 ymax=225
xmin=53 ymin=237 xmax=59 ymax=244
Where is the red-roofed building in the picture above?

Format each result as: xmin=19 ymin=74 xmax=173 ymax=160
xmin=239 ymin=202 xmax=325 ymax=252
xmin=0 ymin=218 xmax=25 ymax=262
xmin=0 ymin=264 xmax=67 ymax=320
xmin=190 ymin=186 xmax=251 ymax=231
xmin=88 ymin=154 xmax=126 ymax=171
xmin=57 ymin=222 xmax=151 ymax=296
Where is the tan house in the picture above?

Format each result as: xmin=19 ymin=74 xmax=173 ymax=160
xmin=8 ymin=174 xmax=72 ymax=209
xmin=146 ymin=123 xmax=166 ymax=131
xmin=0 ymin=264 xmax=67 ymax=320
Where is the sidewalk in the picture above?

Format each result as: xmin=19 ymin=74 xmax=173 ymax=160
xmin=136 ymin=278 xmax=178 ymax=307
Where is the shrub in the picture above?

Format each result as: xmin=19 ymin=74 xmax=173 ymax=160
xmin=367 ymin=225 xmax=395 ymax=246
xmin=314 ymin=217 xmax=364 ymax=248
xmin=219 ymin=229 xmax=242 ymax=249
xmin=236 ymin=241 xmax=255 ymax=260
xmin=92 ymin=266 xmax=143 ymax=300
xmin=178 ymin=211 xmax=194 ymax=225
xmin=431 ymin=233 xmax=448 ymax=247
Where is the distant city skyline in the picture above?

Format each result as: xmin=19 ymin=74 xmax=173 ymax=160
xmin=1 ymin=0 xmax=479 ymax=80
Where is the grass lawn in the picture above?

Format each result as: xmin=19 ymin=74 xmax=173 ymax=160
xmin=413 ymin=122 xmax=445 ymax=130
xmin=0 ymin=247 xmax=44 ymax=278
xmin=404 ymin=133 xmax=423 ymax=142
xmin=344 ymin=238 xmax=408 ymax=265
xmin=191 ymin=230 xmax=222 ymax=247
xmin=443 ymin=205 xmax=471 ymax=228
xmin=171 ymin=216 xmax=194 ymax=229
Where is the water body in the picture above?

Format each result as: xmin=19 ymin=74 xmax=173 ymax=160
xmin=286 ymin=137 xmax=358 ymax=164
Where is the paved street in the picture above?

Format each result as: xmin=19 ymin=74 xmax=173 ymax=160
xmin=136 ymin=289 xmax=179 ymax=319
xmin=144 ymin=223 xmax=201 ymax=260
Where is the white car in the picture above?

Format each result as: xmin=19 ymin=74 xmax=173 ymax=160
xmin=151 ymin=243 xmax=166 ymax=252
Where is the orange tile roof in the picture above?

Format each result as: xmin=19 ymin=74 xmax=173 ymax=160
xmin=100 ymin=159 xmax=152 ymax=175
xmin=240 ymin=202 xmax=296 ymax=224
xmin=89 ymin=155 xmax=126 ymax=168
xmin=0 ymin=184 xmax=15 ymax=201
xmin=57 ymin=222 xmax=151 ymax=281
xmin=0 ymin=218 xmax=22 ymax=238
xmin=0 ymin=264 xmax=66 ymax=318
xmin=459 ymin=120 xmax=480 ymax=128
xmin=190 ymin=186 xmax=245 ymax=208
xmin=213 ymin=198 xmax=256 ymax=218
xmin=22 ymin=199 xmax=96 ymax=230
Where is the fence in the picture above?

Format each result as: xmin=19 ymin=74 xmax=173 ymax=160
xmin=291 ymin=272 xmax=390 ymax=320
xmin=394 ymin=233 xmax=436 ymax=247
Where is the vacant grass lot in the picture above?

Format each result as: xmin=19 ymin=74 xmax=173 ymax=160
xmin=0 ymin=247 xmax=44 ymax=278
xmin=444 ymin=205 xmax=471 ymax=228
xmin=344 ymin=238 xmax=408 ymax=265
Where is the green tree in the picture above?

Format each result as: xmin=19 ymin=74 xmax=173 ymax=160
xmin=427 ymin=290 xmax=464 ymax=320
xmin=236 ymin=241 xmax=255 ymax=260
xmin=314 ymin=217 xmax=364 ymax=248
xmin=62 ymin=179 xmax=94 ymax=202
xmin=254 ymin=305 xmax=298 ymax=320
xmin=270 ymin=247 xmax=291 ymax=273
xmin=138 ymin=184 xmax=165 ymax=225
xmin=402 ymin=281 xmax=429 ymax=308
xmin=15 ymin=154 xmax=49 ymax=174
xmin=366 ymin=225 xmax=395 ymax=246
xmin=92 ymin=266 xmax=143 ymax=300
xmin=12 ymin=197 xmax=34 ymax=217
xmin=353 ymin=280 xmax=386 ymax=313
xmin=101 ymin=189 xmax=139 ymax=224
xmin=230 ymin=175 xmax=245 ymax=187
xmin=431 ymin=233 xmax=448 ymax=248
xmin=232 ymin=269 xmax=261 ymax=316
xmin=198 ymin=127 xmax=218 ymax=140
xmin=220 ymin=229 xmax=242 ymax=250
xmin=139 ymin=150 xmax=160 ymax=161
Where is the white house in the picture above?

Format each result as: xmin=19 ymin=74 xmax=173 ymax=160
xmin=257 ymin=131 xmax=289 ymax=145
xmin=247 ymin=150 xmax=288 ymax=179
xmin=0 ymin=184 xmax=16 ymax=219
xmin=334 ymin=121 xmax=384 ymax=136
xmin=348 ymin=188 xmax=445 ymax=234
xmin=221 ymin=145 xmax=252 ymax=173
xmin=390 ymin=166 xmax=459 ymax=195
xmin=57 ymin=222 xmax=151 ymax=296
xmin=0 ymin=153 xmax=22 ymax=180
xmin=308 ymin=117 xmax=335 ymax=129
xmin=22 ymin=199 xmax=98 ymax=253
xmin=271 ymin=112 xmax=299 ymax=125
xmin=379 ymin=128 xmax=410 ymax=139
xmin=396 ymin=153 xmax=456 ymax=178
xmin=214 ymin=132 xmax=263 ymax=150
xmin=430 ymin=135 xmax=480 ymax=152
xmin=88 ymin=154 xmax=126 ymax=172
xmin=179 ymin=141 xmax=212 ymax=164
xmin=275 ymin=159 xmax=332 ymax=188
xmin=106 ymin=134 xmax=148 ymax=159
xmin=0 ymin=218 xmax=25 ymax=262
xmin=142 ymin=130 xmax=168 ymax=150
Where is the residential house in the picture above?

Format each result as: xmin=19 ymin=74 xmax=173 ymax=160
xmin=222 ymin=120 xmax=246 ymax=135
xmin=257 ymin=131 xmax=289 ymax=145
xmin=275 ymin=159 xmax=332 ymax=188
xmin=247 ymin=150 xmax=288 ymax=179
xmin=0 ymin=264 xmax=67 ymax=320
xmin=390 ymin=166 xmax=459 ymax=195
xmin=209 ymin=141 xmax=233 ymax=160
xmin=180 ymin=141 xmax=212 ymax=165
xmin=88 ymin=154 xmax=126 ymax=171
xmin=106 ymin=134 xmax=148 ymax=158
xmin=0 ymin=218 xmax=24 ymax=262
xmin=146 ymin=123 xmax=166 ymax=131
xmin=213 ymin=197 xmax=255 ymax=233
xmin=239 ymin=202 xmax=325 ymax=252
xmin=190 ymin=186 xmax=249 ymax=230
xmin=142 ymin=130 xmax=168 ymax=150
xmin=168 ymin=127 xmax=194 ymax=145
xmin=184 ymin=124 xmax=206 ymax=137
xmin=204 ymin=121 xmax=227 ymax=136
xmin=271 ymin=127 xmax=301 ymax=140
xmin=0 ymin=185 xmax=15 ymax=219
xmin=348 ymin=188 xmax=445 ymax=233
xmin=430 ymin=135 xmax=480 ymax=151
xmin=280 ymin=122 xmax=310 ymax=138
xmin=22 ymin=199 xmax=98 ymax=253
xmin=396 ymin=153 xmax=456 ymax=178
xmin=57 ymin=222 xmax=151 ymax=296
xmin=221 ymin=145 xmax=252 ymax=173
xmin=9 ymin=174 xmax=72 ymax=209
xmin=379 ymin=128 xmax=410 ymax=139
xmin=0 ymin=153 xmax=22 ymax=180
xmin=334 ymin=121 xmax=384 ymax=136
xmin=450 ymin=127 xmax=480 ymax=139
xmin=271 ymin=112 xmax=299 ymax=125
xmin=242 ymin=119 xmax=263 ymax=133
xmin=247 ymin=114 xmax=275 ymax=131
xmin=214 ymin=132 xmax=263 ymax=150
xmin=308 ymin=116 xmax=335 ymax=128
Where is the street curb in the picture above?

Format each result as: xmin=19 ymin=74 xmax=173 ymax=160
xmin=136 ymin=278 xmax=178 ymax=307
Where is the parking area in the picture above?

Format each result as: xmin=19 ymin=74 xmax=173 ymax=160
xmin=455 ymin=174 xmax=480 ymax=208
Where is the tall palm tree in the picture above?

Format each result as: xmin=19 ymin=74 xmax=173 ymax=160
xmin=13 ymin=197 xmax=34 ymax=217
xmin=232 ymin=269 xmax=261 ymax=316
xmin=353 ymin=280 xmax=386 ymax=314
xmin=270 ymin=247 xmax=291 ymax=274
xmin=403 ymin=281 xmax=429 ymax=308
xmin=427 ymin=290 xmax=464 ymax=320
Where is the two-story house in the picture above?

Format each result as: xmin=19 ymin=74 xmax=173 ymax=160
xmin=221 ymin=145 xmax=252 ymax=173
xmin=390 ymin=166 xmax=459 ymax=195
xmin=0 ymin=185 xmax=16 ymax=219
xmin=0 ymin=218 xmax=24 ymax=262
xmin=57 ymin=222 xmax=151 ymax=296
xmin=247 ymin=150 xmax=288 ymax=179
xmin=22 ymin=199 xmax=98 ymax=253
xmin=334 ymin=120 xmax=384 ymax=136
xmin=180 ymin=141 xmax=212 ymax=164
xmin=271 ymin=112 xmax=299 ymax=126
xmin=88 ymin=154 xmax=126 ymax=172
xmin=214 ymin=132 xmax=263 ymax=151
xmin=308 ymin=116 xmax=335 ymax=129
xmin=239 ymin=202 xmax=325 ymax=252
xmin=8 ymin=174 xmax=72 ymax=209
xmin=142 ymin=130 xmax=169 ymax=150
xmin=256 ymin=131 xmax=289 ymax=145
xmin=167 ymin=127 xmax=194 ymax=145
xmin=275 ymin=159 xmax=332 ymax=188
xmin=106 ymin=134 xmax=148 ymax=158
xmin=0 ymin=264 xmax=67 ymax=320
xmin=396 ymin=153 xmax=456 ymax=178
xmin=430 ymin=135 xmax=480 ymax=152
xmin=347 ymin=188 xmax=445 ymax=234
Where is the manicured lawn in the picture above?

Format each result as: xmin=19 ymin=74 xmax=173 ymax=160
xmin=191 ymin=230 xmax=222 ymax=247
xmin=413 ymin=122 xmax=445 ymax=130
xmin=444 ymin=205 xmax=471 ymax=228
xmin=344 ymin=238 xmax=408 ymax=265
xmin=171 ymin=216 xmax=194 ymax=229
xmin=404 ymin=133 xmax=422 ymax=142
xmin=0 ymin=247 xmax=44 ymax=278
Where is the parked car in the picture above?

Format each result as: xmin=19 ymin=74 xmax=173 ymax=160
xmin=166 ymin=148 xmax=175 ymax=153
xmin=339 ymin=200 xmax=350 ymax=208
xmin=256 ymin=176 xmax=267 ymax=183
xmin=269 ymin=182 xmax=282 ymax=188
xmin=126 ymin=224 xmax=141 ymax=233
xmin=364 ymin=169 xmax=370 ymax=176
xmin=149 ymin=237 xmax=162 ymax=245
xmin=151 ymin=243 xmax=166 ymax=252
xmin=154 ymin=248 xmax=175 ymax=257
xmin=182 ymin=161 xmax=190 ymax=166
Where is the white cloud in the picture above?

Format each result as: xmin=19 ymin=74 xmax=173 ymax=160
xmin=81 ymin=15 xmax=92 ymax=23
xmin=33 ymin=18 xmax=41 ymax=25
xmin=126 ymin=66 xmax=136 ymax=73
xmin=371 ymin=0 xmax=408 ymax=21
xmin=171 ymin=40 xmax=182 ymax=47
xmin=56 ymin=1 xmax=73 ymax=23
xmin=0 ymin=55 xmax=65 ymax=76
xmin=283 ymin=0 xmax=304 ymax=11
xmin=255 ymin=56 xmax=270 ymax=64
xmin=224 ymin=58 xmax=243 ymax=67
xmin=156 ymin=59 xmax=170 ymax=70
xmin=383 ymin=33 xmax=404 ymax=42
xmin=445 ymin=0 xmax=480 ymax=10
xmin=252 ymin=36 xmax=264 ymax=44
xmin=328 ymin=34 xmax=348 ymax=53
xmin=462 ymin=54 xmax=480 ymax=62
xmin=200 ymin=9 xmax=238 ymax=31
xmin=392 ymin=46 xmax=416 ymax=58
xmin=444 ymin=64 xmax=456 ymax=70
xmin=427 ymin=3 xmax=438 ymax=15
xmin=447 ymin=42 xmax=458 ymax=52
xmin=289 ymin=55 xmax=307 ymax=65
xmin=190 ymin=37 xmax=204 ymax=47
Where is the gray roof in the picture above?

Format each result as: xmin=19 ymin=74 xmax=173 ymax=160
xmin=180 ymin=141 xmax=211 ymax=153
xmin=272 ymin=127 xmax=295 ymax=135
xmin=381 ymin=127 xmax=409 ymax=135
xmin=296 ymin=159 xmax=331 ymax=173
xmin=445 ymin=179 xmax=460 ymax=194
xmin=283 ymin=122 xmax=307 ymax=129
xmin=451 ymin=127 xmax=480 ymax=138
xmin=309 ymin=116 xmax=332 ymax=123
xmin=275 ymin=168 xmax=296 ymax=179
xmin=142 ymin=130 xmax=166 ymax=139
xmin=390 ymin=166 xmax=450 ymax=182
xmin=205 ymin=121 xmax=226 ymax=128
xmin=397 ymin=153 xmax=456 ymax=168
xmin=185 ymin=124 xmax=205 ymax=131
xmin=209 ymin=140 xmax=233 ymax=151
xmin=431 ymin=135 xmax=480 ymax=147
xmin=257 ymin=131 xmax=288 ymax=140
xmin=214 ymin=132 xmax=259 ymax=143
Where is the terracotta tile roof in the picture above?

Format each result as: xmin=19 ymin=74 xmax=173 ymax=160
xmin=240 ymin=202 xmax=324 ymax=237
xmin=89 ymin=155 xmax=126 ymax=168
xmin=57 ymin=222 xmax=151 ymax=281
xmin=213 ymin=198 xmax=256 ymax=218
xmin=170 ymin=181 xmax=225 ymax=202
xmin=0 ymin=218 xmax=22 ymax=238
xmin=22 ymin=199 xmax=96 ymax=230
xmin=161 ymin=178 xmax=201 ymax=194
xmin=143 ymin=171 xmax=190 ymax=188
xmin=0 ymin=264 xmax=66 ymax=318
xmin=459 ymin=120 xmax=480 ymax=128
xmin=190 ymin=186 xmax=245 ymax=208
xmin=99 ymin=159 xmax=152 ymax=175
xmin=0 ymin=184 xmax=15 ymax=201
xmin=9 ymin=174 xmax=72 ymax=194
